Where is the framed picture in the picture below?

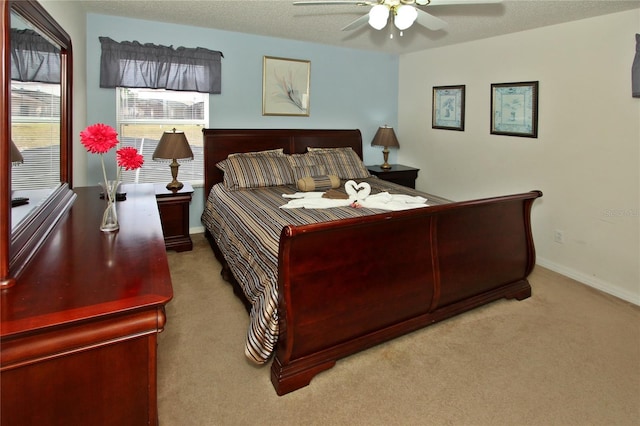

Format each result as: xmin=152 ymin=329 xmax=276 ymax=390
xmin=262 ymin=56 xmax=310 ymax=116
xmin=491 ymin=81 xmax=539 ymax=138
xmin=432 ymin=85 xmax=465 ymax=131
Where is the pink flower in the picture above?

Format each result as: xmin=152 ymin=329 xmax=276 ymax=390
xmin=80 ymin=123 xmax=119 ymax=154
xmin=117 ymin=146 xmax=144 ymax=170
xmin=80 ymin=123 xmax=145 ymax=206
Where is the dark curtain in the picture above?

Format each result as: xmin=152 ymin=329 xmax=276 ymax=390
xmin=99 ymin=37 xmax=223 ymax=94
xmin=11 ymin=28 xmax=61 ymax=84
xmin=633 ymin=34 xmax=640 ymax=98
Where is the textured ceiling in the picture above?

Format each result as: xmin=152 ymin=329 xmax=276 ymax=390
xmin=75 ymin=0 xmax=640 ymax=54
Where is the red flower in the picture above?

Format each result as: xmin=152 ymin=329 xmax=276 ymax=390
xmin=116 ymin=146 xmax=144 ymax=171
xmin=80 ymin=123 xmax=119 ymax=154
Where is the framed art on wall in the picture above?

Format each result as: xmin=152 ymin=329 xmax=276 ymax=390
xmin=491 ymin=81 xmax=539 ymax=138
xmin=262 ymin=56 xmax=310 ymax=116
xmin=432 ymin=85 xmax=465 ymax=131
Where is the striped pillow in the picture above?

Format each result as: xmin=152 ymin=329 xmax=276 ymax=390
xmin=287 ymin=153 xmax=316 ymax=168
xmin=287 ymin=153 xmax=328 ymax=181
xmin=291 ymin=164 xmax=327 ymax=181
xmin=229 ymin=148 xmax=284 ymax=158
xmin=217 ymin=148 xmax=285 ymax=172
xmin=220 ymin=154 xmax=294 ymax=190
xmin=307 ymin=147 xmax=370 ymax=179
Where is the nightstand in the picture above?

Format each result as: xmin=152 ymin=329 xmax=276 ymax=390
xmin=155 ymin=182 xmax=193 ymax=252
xmin=367 ymin=164 xmax=419 ymax=189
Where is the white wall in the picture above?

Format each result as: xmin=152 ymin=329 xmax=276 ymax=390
xmin=398 ymin=9 xmax=640 ymax=304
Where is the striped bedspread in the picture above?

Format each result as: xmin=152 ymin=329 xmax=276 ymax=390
xmin=201 ymin=177 xmax=449 ymax=364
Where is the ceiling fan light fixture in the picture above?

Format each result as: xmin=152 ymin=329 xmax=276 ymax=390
xmin=394 ymin=5 xmax=418 ymax=30
xmin=368 ymin=4 xmax=389 ymax=30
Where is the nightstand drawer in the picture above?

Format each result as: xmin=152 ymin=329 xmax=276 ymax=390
xmin=367 ymin=164 xmax=419 ymax=189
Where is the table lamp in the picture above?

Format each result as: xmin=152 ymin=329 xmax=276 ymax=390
xmin=10 ymin=139 xmax=24 ymax=165
xmin=371 ymin=125 xmax=399 ymax=170
xmin=152 ymin=128 xmax=194 ymax=190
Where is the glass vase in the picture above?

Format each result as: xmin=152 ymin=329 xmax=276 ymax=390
xmin=100 ymin=180 xmax=120 ymax=232
xmin=100 ymin=199 xmax=119 ymax=232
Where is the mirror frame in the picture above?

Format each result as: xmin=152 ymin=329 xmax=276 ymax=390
xmin=1 ymin=0 xmax=74 ymax=288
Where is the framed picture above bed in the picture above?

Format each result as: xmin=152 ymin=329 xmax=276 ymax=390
xmin=432 ymin=85 xmax=465 ymax=131
xmin=262 ymin=56 xmax=310 ymax=117
xmin=491 ymin=81 xmax=539 ymax=138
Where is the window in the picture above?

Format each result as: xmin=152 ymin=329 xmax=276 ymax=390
xmin=116 ymin=87 xmax=208 ymax=186
xmin=11 ymin=81 xmax=60 ymax=191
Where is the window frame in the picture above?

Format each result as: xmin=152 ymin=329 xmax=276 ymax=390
xmin=115 ymin=87 xmax=209 ymax=186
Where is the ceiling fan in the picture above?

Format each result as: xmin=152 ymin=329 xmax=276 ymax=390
xmin=293 ymin=0 xmax=503 ymax=35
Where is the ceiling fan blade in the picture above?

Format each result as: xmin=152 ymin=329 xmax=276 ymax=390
xmin=341 ymin=13 xmax=370 ymax=31
xmin=425 ymin=0 xmax=503 ymax=5
xmin=415 ymin=9 xmax=448 ymax=31
xmin=293 ymin=1 xmax=372 ymax=5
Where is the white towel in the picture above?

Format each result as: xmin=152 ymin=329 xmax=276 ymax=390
xmin=345 ymin=180 xmax=371 ymax=201
xmin=281 ymin=181 xmax=428 ymax=211
xmin=282 ymin=192 xmax=324 ymax=199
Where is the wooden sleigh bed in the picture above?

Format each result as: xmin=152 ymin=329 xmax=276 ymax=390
xmin=202 ymin=128 xmax=542 ymax=396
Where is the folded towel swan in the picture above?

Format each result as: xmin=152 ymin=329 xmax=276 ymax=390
xmin=345 ymin=180 xmax=371 ymax=202
xmin=281 ymin=180 xmax=428 ymax=211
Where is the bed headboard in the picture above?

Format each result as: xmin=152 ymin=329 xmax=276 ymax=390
xmin=202 ymin=128 xmax=363 ymax=199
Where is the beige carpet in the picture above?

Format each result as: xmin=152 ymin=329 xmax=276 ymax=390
xmin=158 ymin=233 xmax=640 ymax=426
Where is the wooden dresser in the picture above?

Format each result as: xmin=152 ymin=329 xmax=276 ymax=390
xmin=0 ymin=184 xmax=173 ymax=425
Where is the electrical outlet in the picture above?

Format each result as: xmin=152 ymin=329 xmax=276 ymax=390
xmin=553 ymin=230 xmax=565 ymax=244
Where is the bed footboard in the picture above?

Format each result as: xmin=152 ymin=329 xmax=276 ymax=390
xmin=271 ymin=190 xmax=542 ymax=395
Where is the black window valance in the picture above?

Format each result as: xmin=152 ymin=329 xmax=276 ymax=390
xmin=11 ymin=28 xmax=61 ymax=84
xmin=633 ymin=34 xmax=640 ymax=98
xmin=99 ymin=37 xmax=223 ymax=94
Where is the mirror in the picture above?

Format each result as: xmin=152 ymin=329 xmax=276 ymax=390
xmin=1 ymin=0 xmax=74 ymax=287
xmin=10 ymin=10 xmax=61 ymax=228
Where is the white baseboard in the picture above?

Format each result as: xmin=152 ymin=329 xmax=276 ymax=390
xmin=189 ymin=225 xmax=205 ymax=235
xmin=536 ymin=257 xmax=639 ymax=306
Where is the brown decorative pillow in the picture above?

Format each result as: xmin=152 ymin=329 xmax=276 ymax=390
xmin=297 ymin=175 xmax=341 ymax=192
xmin=306 ymin=147 xmax=370 ymax=180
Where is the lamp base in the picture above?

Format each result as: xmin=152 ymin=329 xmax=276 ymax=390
xmin=166 ymin=160 xmax=184 ymax=190
xmin=166 ymin=180 xmax=184 ymax=191
xmin=380 ymin=147 xmax=392 ymax=169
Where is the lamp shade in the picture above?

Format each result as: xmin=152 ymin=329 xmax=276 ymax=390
xmin=10 ymin=139 xmax=24 ymax=165
xmin=152 ymin=129 xmax=194 ymax=161
xmin=371 ymin=125 xmax=400 ymax=148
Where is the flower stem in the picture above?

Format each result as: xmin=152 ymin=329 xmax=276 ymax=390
xmin=113 ymin=166 xmax=122 ymax=201
xmin=100 ymin=154 xmax=113 ymax=204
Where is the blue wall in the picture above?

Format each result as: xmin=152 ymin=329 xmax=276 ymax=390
xmin=86 ymin=14 xmax=399 ymax=230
